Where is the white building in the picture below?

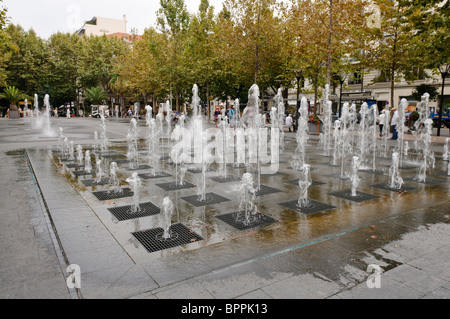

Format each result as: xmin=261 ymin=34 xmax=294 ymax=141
xmin=77 ymin=15 xmax=127 ymax=37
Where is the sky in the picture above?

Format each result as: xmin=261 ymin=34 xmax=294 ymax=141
xmin=3 ymin=0 xmax=225 ymax=39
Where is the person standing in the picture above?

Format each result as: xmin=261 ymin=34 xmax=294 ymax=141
xmin=378 ymin=110 xmax=385 ymax=137
xmin=285 ymin=113 xmax=293 ymax=132
xmin=391 ymin=108 xmax=398 ymax=140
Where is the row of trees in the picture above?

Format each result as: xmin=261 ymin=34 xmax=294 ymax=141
xmin=0 ymin=0 xmax=449 ymax=114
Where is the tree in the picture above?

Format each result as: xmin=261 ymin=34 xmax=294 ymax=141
xmin=157 ymin=0 xmax=191 ymax=111
xmin=45 ymin=32 xmax=83 ymax=106
xmin=0 ymin=85 xmax=31 ymax=110
xmin=365 ymin=0 xmax=419 ymax=109
xmin=412 ymin=84 xmax=439 ymax=102
xmin=4 ymin=24 xmax=48 ymax=95
xmin=84 ymin=86 xmax=107 ymax=105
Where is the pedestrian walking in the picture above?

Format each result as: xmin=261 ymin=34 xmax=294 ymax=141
xmin=285 ymin=113 xmax=293 ymax=132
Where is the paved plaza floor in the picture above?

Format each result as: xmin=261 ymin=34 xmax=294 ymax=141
xmin=0 ymin=116 xmax=449 ymax=305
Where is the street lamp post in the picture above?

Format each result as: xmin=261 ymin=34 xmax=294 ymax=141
xmin=437 ymin=63 xmax=449 ymax=137
xmin=294 ymin=69 xmax=303 ymax=114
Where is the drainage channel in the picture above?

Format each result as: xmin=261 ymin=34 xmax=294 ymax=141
xmin=24 ymin=149 xmax=82 ymax=299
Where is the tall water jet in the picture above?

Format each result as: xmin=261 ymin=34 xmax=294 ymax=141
xmin=108 ymin=162 xmax=122 ymax=194
xmin=291 ymin=97 xmax=309 ymax=170
xmin=339 ymin=102 xmax=352 ymax=177
xmin=159 ymin=196 xmax=175 ymax=239
xmin=397 ymin=98 xmax=408 ymax=166
xmin=192 ymin=84 xmax=201 ymax=117
xmin=321 ymin=84 xmax=333 ymax=155
xmin=331 ymin=119 xmax=342 ymax=166
xmin=95 ymin=159 xmax=105 ymax=184
xmin=147 ymin=114 xmax=162 ymax=176
xmin=382 ymin=106 xmax=391 ymax=156
xmin=443 ymin=138 xmax=449 ymax=161
xmin=84 ymin=150 xmax=92 ymax=174
xmin=68 ymin=141 xmax=75 ymax=161
xmin=350 ymin=156 xmax=361 ymax=197
xmin=99 ymin=105 xmax=110 ymax=151
xmin=297 ymin=164 xmax=312 ymax=208
xmin=126 ymin=118 xmax=139 ymax=169
xmin=145 ymin=105 xmax=153 ymax=125
xmin=358 ymin=102 xmax=370 ymax=164
xmin=42 ymin=94 xmax=55 ymax=137
xmin=235 ymin=172 xmax=259 ymax=226
xmin=125 ymin=172 xmax=142 ymax=213
xmin=416 ymin=118 xmax=435 ymax=182
xmin=370 ymin=104 xmax=379 ymax=171
xmin=273 ymin=89 xmax=285 ymax=152
xmin=93 ymin=131 xmax=99 ymax=152
xmin=76 ymin=145 xmax=83 ymax=165
xmin=388 ymin=152 xmax=404 ymax=189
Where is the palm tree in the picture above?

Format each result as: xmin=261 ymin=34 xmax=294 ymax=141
xmin=0 ymin=86 xmax=31 ymax=111
xmin=84 ymin=87 xmax=107 ymax=105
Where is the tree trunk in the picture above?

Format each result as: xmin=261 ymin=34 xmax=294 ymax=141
xmin=326 ymin=0 xmax=334 ymax=87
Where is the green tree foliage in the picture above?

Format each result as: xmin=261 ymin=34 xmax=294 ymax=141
xmin=84 ymin=86 xmax=107 ymax=105
xmin=0 ymin=85 xmax=31 ymax=110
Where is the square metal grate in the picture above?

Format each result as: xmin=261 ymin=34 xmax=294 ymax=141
xmin=65 ymin=163 xmax=84 ymax=169
xmin=181 ymin=192 xmax=230 ymax=207
xmin=358 ymin=168 xmax=387 ymax=175
xmin=81 ymin=178 xmax=110 ymax=187
xmin=285 ymin=179 xmax=325 ymax=187
xmin=101 ymin=154 xmax=127 ymax=159
xmin=215 ymin=211 xmax=277 ymax=230
xmin=107 ymin=201 xmax=160 ymax=221
xmin=114 ymin=159 xmax=131 ymax=164
xmin=138 ymin=172 xmax=172 ymax=179
xmin=155 ymin=181 xmax=196 ymax=191
xmin=126 ymin=164 xmax=152 ymax=171
xmin=371 ymin=183 xmax=415 ymax=192
xmin=132 ymin=223 xmax=203 ymax=253
xmin=72 ymin=170 xmax=95 ymax=177
xmin=255 ymin=185 xmax=283 ymax=196
xmin=92 ymin=188 xmax=133 ymax=200
xmin=328 ymin=189 xmax=380 ymax=202
xmin=278 ymin=199 xmax=337 ymax=215
xmin=59 ymin=158 xmax=75 ymax=162
xmin=187 ymin=167 xmax=215 ymax=174
xmin=209 ymin=175 xmax=241 ymax=183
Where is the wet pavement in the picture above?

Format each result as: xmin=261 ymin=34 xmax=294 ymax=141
xmin=0 ymin=116 xmax=449 ymax=301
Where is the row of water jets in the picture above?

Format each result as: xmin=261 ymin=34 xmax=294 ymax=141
xmin=53 ymin=84 xmax=449 ymax=239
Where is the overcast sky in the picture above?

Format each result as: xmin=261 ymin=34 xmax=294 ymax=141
xmin=3 ymin=0 xmax=225 ymax=39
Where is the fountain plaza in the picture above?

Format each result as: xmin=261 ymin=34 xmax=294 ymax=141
xmin=1 ymin=87 xmax=450 ymax=300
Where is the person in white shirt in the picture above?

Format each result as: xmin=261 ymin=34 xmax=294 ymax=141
xmin=391 ymin=108 xmax=399 ymax=140
xmin=285 ymin=114 xmax=293 ymax=132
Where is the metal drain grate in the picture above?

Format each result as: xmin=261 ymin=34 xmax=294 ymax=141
xmin=371 ymin=183 xmax=415 ymax=192
xmin=255 ymin=185 xmax=283 ymax=196
xmin=278 ymin=199 xmax=336 ymax=215
xmin=58 ymin=158 xmax=75 ymax=162
xmin=126 ymin=165 xmax=152 ymax=171
xmin=72 ymin=170 xmax=94 ymax=177
xmin=227 ymin=163 xmax=246 ymax=169
xmin=181 ymin=192 xmax=230 ymax=207
xmin=285 ymin=179 xmax=325 ymax=187
xmin=209 ymin=175 xmax=241 ymax=183
xmin=81 ymin=178 xmax=110 ymax=187
xmin=138 ymin=172 xmax=171 ymax=179
xmin=132 ymin=223 xmax=203 ymax=253
xmin=65 ymin=163 xmax=84 ymax=168
xmin=108 ymin=201 xmax=160 ymax=221
xmin=114 ymin=159 xmax=131 ymax=164
xmin=187 ymin=167 xmax=215 ymax=174
xmin=155 ymin=181 xmax=196 ymax=191
xmin=328 ymin=189 xmax=380 ymax=202
xmin=92 ymin=188 xmax=133 ymax=200
xmin=215 ymin=211 xmax=277 ymax=230
xmin=101 ymin=154 xmax=127 ymax=159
